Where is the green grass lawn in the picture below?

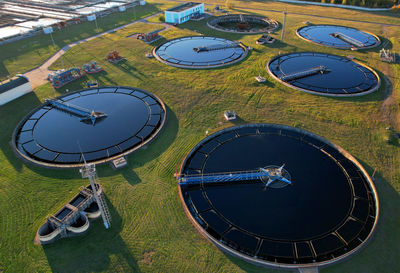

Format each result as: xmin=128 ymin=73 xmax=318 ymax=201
xmin=0 ymin=1 xmax=399 ymax=272
xmin=0 ymin=1 xmax=176 ymax=81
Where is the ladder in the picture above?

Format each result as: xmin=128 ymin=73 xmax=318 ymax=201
xmin=80 ymin=164 xmax=111 ymax=229
xmin=96 ymin=183 xmax=112 ymax=229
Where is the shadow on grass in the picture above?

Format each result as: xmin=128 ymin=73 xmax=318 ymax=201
xmin=343 ymin=157 xmax=400 ymax=272
xmin=222 ymin=249 xmax=293 ymax=273
xmin=1 ymin=92 xmax=43 ymax=172
xmin=249 ymin=79 xmax=275 ymax=88
xmin=43 ymin=196 xmax=140 ymax=272
xmin=0 ymin=59 xmax=9 ymax=80
xmin=230 ymin=116 xmax=248 ymax=125
xmin=109 ymin=59 xmax=145 ymax=80
xmin=375 ymin=36 xmax=393 ymax=50
xmin=117 ymin=106 xmax=179 ymax=181
xmin=328 ymin=70 xmax=389 ymax=103
xmin=263 ymin=39 xmax=295 ymax=50
xmin=92 ymin=105 xmax=179 ymax=183
xmin=88 ymin=70 xmax=118 ymax=86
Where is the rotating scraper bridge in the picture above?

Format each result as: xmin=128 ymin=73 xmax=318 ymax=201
xmin=193 ymin=42 xmax=240 ymax=53
xmin=177 ymin=166 xmax=291 ymax=187
xmin=330 ymin=33 xmax=364 ymax=48
xmin=279 ymin=65 xmax=329 ymax=81
xmin=45 ymin=99 xmax=106 ymax=125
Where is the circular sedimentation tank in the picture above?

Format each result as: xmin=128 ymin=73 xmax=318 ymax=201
xmin=207 ymin=14 xmax=279 ymax=34
xmin=13 ymin=86 xmax=166 ymax=168
xmin=153 ymin=36 xmax=248 ymax=69
xmin=178 ymin=124 xmax=378 ymax=269
xmin=296 ymin=25 xmax=380 ymax=50
xmin=267 ymin=52 xmax=380 ymax=97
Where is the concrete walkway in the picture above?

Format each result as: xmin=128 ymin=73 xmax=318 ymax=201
xmin=298 ymin=266 xmax=320 ymax=273
xmin=24 ymin=11 xmax=163 ymax=89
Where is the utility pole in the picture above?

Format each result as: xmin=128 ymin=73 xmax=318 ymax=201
xmin=94 ymin=15 xmax=99 ymax=32
xmin=280 ymin=11 xmax=287 ymax=42
xmin=49 ymin=31 xmax=56 ymax=50
xmin=130 ymin=0 xmax=136 ymax=21
xmin=134 ymin=1 xmax=136 ymax=20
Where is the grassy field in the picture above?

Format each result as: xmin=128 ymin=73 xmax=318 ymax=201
xmin=0 ymin=1 xmax=177 ymax=81
xmin=0 ymin=1 xmax=399 ymax=272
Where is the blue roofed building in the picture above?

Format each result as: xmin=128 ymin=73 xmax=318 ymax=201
xmin=164 ymin=2 xmax=204 ymax=24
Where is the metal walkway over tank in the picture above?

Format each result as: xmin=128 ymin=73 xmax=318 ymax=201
xmin=193 ymin=42 xmax=240 ymax=52
xmin=280 ymin=65 xmax=329 ymax=81
xmin=46 ymin=99 xmax=106 ymax=125
xmin=177 ymin=166 xmax=292 ymax=187
xmin=330 ymin=32 xmax=364 ymax=48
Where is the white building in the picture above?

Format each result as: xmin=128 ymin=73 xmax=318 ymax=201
xmin=0 ymin=75 xmax=33 ymax=106
xmin=165 ymin=2 xmax=204 ymax=24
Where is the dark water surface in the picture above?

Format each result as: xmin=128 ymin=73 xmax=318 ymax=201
xmin=268 ymin=52 xmax=379 ymax=95
xmin=180 ymin=125 xmax=377 ymax=264
xmin=154 ymin=36 xmax=246 ymax=67
xmin=15 ymin=87 xmax=165 ymax=165
xmin=297 ymin=25 xmax=379 ymax=49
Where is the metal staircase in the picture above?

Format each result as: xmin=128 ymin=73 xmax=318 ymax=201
xmin=80 ymin=163 xmax=111 ymax=229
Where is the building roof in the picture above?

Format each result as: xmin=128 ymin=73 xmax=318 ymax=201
xmin=0 ymin=76 xmax=29 ymax=94
xmin=166 ymin=2 xmax=202 ymax=12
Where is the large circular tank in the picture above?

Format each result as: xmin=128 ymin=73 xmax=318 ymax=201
xmin=267 ymin=52 xmax=380 ymax=97
xmin=12 ymin=86 xmax=166 ymax=168
xmin=153 ymin=36 xmax=248 ymax=69
xmin=207 ymin=14 xmax=279 ymax=34
xmin=178 ymin=124 xmax=378 ymax=269
xmin=296 ymin=25 xmax=380 ymax=50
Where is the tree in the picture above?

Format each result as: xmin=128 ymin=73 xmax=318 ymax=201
xmin=342 ymin=0 xmax=347 ymax=4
